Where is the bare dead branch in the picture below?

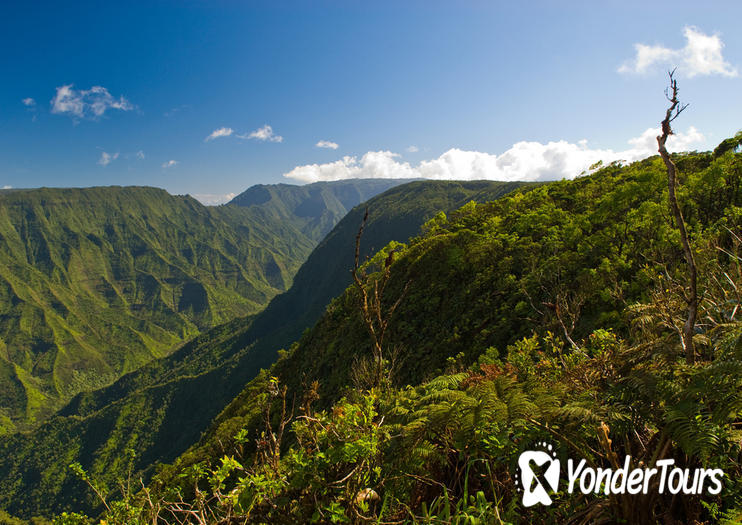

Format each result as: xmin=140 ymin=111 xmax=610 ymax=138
xmin=656 ymin=70 xmax=698 ymax=363
xmin=351 ymin=209 xmax=411 ymax=387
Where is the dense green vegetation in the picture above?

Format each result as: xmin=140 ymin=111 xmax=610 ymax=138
xmin=64 ymin=143 xmax=741 ymax=523
xmin=0 ymin=186 xmax=314 ymax=432
xmin=243 ymin=180 xmax=530 ymax=375
xmin=0 ymin=181 xmax=525 ymax=520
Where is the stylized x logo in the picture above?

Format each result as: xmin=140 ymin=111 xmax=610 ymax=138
xmin=518 ymin=449 xmax=561 ymax=507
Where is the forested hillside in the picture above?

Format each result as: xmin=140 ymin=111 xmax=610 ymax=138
xmin=129 ymin=144 xmax=742 ymax=524
xmin=240 ymin=180 xmax=530 ymax=376
xmin=0 ymin=181 xmax=527 ymax=520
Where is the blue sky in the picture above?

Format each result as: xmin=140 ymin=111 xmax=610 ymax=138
xmin=2 ymin=1 xmax=741 ymax=204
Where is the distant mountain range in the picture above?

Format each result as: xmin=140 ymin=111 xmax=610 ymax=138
xmin=228 ymin=178 xmax=414 ymax=241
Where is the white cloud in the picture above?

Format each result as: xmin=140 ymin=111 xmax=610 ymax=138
xmin=22 ymin=98 xmax=36 ymax=107
xmin=205 ymin=127 xmax=234 ymax=142
xmin=406 ymin=145 xmax=419 ymax=153
xmin=208 ymin=124 xmax=284 ymax=143
xmin=285 ymin=151 xmax=416 ymax=182
xmin=51 ymin=85 xmax=135 ymax=119
xmin=316 ymin=140 xmax=339 ymax=150
xmin=241 ymin=124 xmax=283 ymax=143
xmin=626 ymin=126 xmax=704 ymax=154
xmin=162 ymin=160 xmax=178 ymax=168
xmin=619 ymin=26 xmax=738 ymax=77
xmin=283 ymin=127 xmax=705 ymax=183
xmin=192 ymin=192 xmax=237 ymax=205
xmin=97 ymin=151 xmax=119 ymax=166
xmin=135 ymin=150 xmax=145 ymax=160
xmin=2 ymin=185 xmax=11 ymax=190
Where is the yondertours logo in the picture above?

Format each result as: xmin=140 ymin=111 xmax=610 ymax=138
xmin=516 ymin=441 xmax=561 ymax=506
xmin=516 ymin=442 xmax=724 ymax=507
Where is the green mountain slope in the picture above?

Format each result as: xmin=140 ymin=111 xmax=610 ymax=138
xmin=242 ymin=180 xmax=531 ymax=369
xmin=0 ymin=186 xmax=313 ymax=432
xmin=140 ymin=149 xmax=742 ymax=524
xmin=0 ymin=180 xmax=527 ymax=519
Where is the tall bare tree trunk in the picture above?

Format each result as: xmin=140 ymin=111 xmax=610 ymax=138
xmin=657 ymin=70 xmax=697 ymax=364
xmin=351 ymin=208 xmax=410 ymax=387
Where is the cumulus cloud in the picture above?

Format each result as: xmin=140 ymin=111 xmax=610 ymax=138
xmin=2 ymin=185 xmax=11 ymax=190
xmin=192 ymin=192 xmax=237 ymax=205
xmin=283 ymin=127 xmax=704 ymax=183
xmin=135 ymin=150 xmax=145 ymax=160
xmin=205 ymin=127 xmax=234 ymax=142
xmin=285 ymin=151 xmax=416 ymax=182
xmin=619 ymin=26 xmax=738 ymax=77
xmin=22 ymin=98 xmax=36 ymax=106
xmin=242 ymin=124 xmax=283 ymax=143
xmin=97 ymin=151 xmax=119 ymax=166
xmin=626 ymin=126 xmax=704 ymax=154
xmin=316 ymin=140 xmax=339 ymax=150
xmin=51 ymin=85 xmax=135 ymax=119
xmin=162 ymin=160 xmax=178 ymax=168
xmin=406 ymin=145 xmax=419 ymax=153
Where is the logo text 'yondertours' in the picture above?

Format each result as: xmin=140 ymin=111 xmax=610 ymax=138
xmin=517 ymin=442 xmax=724 ymax=507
